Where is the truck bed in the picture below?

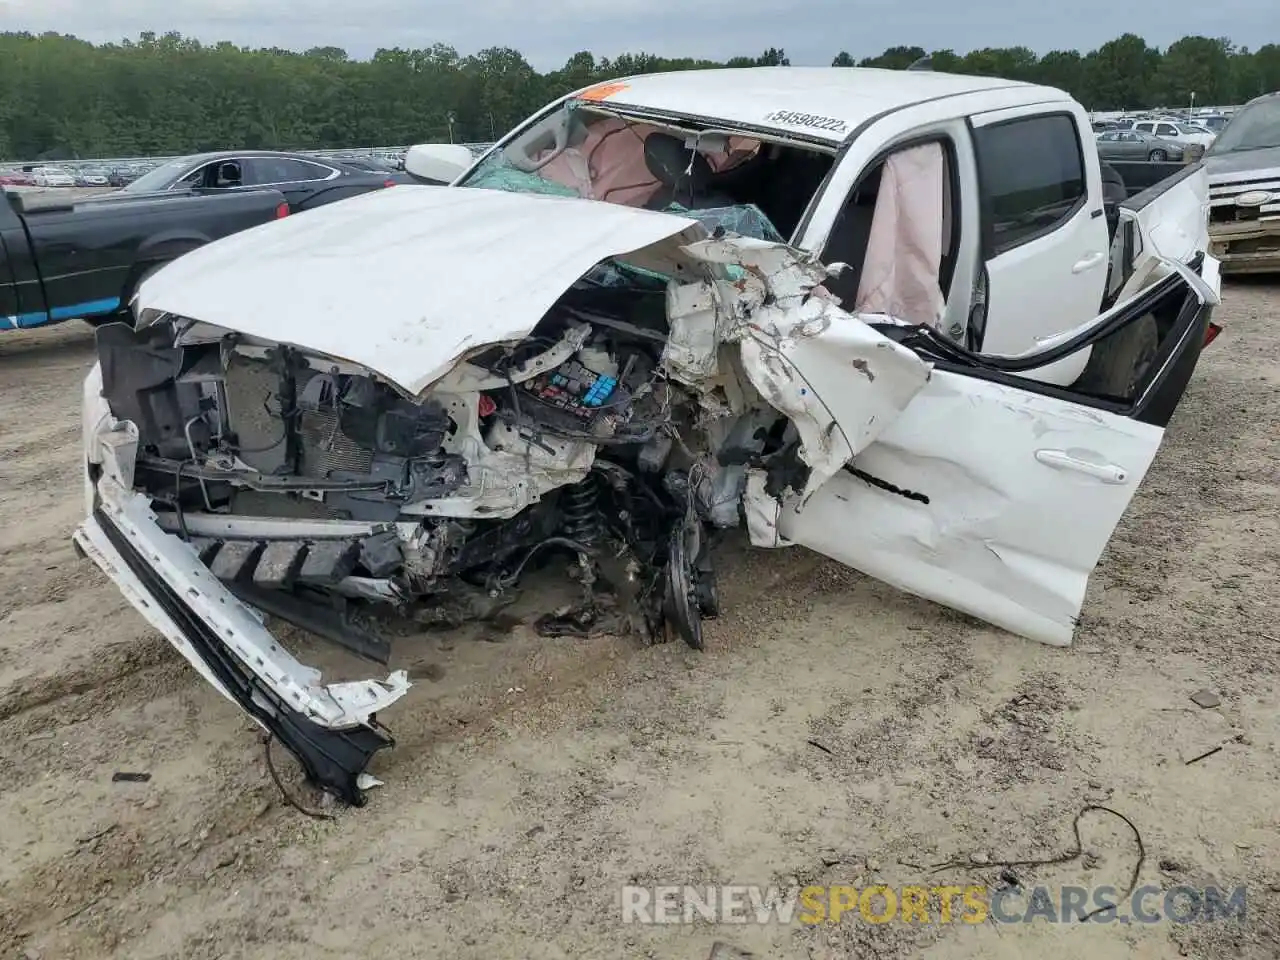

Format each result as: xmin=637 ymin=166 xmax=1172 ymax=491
xmin=1108 ymin=159 xmax=1201 ymax=199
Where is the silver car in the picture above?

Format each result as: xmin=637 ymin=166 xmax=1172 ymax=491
xmin=1096 ymin=129 xmax=1186 ymax=162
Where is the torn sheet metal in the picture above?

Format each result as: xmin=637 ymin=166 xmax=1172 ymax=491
xmin=679 ymin=237 xmax=934 ymax=497
xmin=743 ymin=468 xmax=783 ymax=547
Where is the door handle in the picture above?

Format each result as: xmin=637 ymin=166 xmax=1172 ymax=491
xmin=1072 ymin=251 xmax=1105 ymax=273
xmin=1035 ymin=449 xmax=1128 ymax=483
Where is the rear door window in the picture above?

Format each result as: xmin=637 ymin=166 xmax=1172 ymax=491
xmin=972 ymin=113 xmax=1086 ymax=255
xmin=244 ymin=158 xmax=335 ymax=185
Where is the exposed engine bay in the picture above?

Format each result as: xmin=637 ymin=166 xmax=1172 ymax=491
xmin=93 ymin=269 xmax=793 ymax=666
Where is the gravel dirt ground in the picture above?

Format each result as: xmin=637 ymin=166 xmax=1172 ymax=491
xmin=1 ymin=282 xmax=1278 ymax=960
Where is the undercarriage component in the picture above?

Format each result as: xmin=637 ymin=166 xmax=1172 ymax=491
xmin=663 ymin=499 xmax=719 ymax=649
xmin=561 ymin=476 xmax=604 ymax=546
xmin=168 ymin=526 xmax=399 ymax=660
xmin=230 ymin=583 xmax=392 ymax=663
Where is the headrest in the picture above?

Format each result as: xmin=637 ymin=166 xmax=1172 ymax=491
xmin=643 ymin=133 xmax=713 ymax=190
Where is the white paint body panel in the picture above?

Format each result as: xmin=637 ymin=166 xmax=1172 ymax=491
xmin=1117 ymin=164 xmax=1213 ymax=302
xmin=134 ymin=185 xmax=705 ymax=396
xmin=562 ymin=68 xmax=1041 ymax=145
xmin=970 ymin=103 xmax=1111 ymax=365
xmin=777 ymin=370 xmax=1166 ymax=646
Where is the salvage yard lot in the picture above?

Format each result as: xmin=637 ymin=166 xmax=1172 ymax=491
xmin=1 ymin=282 xmax=1278 ymax=959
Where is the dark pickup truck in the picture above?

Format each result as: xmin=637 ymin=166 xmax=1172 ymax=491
xmin=1 ymin=187 xmax=288 ymax=331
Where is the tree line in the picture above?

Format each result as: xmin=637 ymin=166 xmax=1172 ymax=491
xmin=1 ymin=31 xmax=1276 ymax=162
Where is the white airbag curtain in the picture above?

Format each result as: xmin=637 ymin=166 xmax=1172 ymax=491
xmin=854 ymin=142 xmax=947 ymax=329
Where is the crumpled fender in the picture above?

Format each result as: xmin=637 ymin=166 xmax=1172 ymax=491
xmin=676 ymin=237 xmax=934 ymax=498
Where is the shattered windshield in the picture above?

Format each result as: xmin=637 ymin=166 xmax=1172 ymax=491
xmin=1209 ymin=99 xmax=1280 ymax=153
xmin=461 ymin=102 xmax=797 ymax=245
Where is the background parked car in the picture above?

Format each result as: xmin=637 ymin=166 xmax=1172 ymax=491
xmin=1130 ymin=118 xmax=1216 ymax=149
xmin=318 ymin=154 xmax=413 ymax=182
xmin=1096 ymin=129 xmax=1187 ymax=162
xmin=121 ymin=150 xmax=404 ymax=211
xmin=1196 ymin=114 xmax=1231 ymax=133
xmin=32 ymin=167 xmax=76 ymax=187
xmin=74 ymin=168 xmax=110 ymax=187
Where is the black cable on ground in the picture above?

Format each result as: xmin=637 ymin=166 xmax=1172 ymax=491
xmin=262 ymin=733 xmax=336 ymax=821
xmin=925 ymin=805 xmax=1145 ymax=923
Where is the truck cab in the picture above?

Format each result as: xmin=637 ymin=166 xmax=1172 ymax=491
xmin=410 ymin=67 xmax=1214 ymax=398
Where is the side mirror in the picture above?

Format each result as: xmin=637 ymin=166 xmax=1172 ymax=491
xmin=404 ymin=143 xmax=475 ymax=185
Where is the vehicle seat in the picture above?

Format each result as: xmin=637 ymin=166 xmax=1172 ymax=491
xmin=643 ymin=133 xmax=737 ymax=211
xmin=214 ymin=161 xmax=242 ymax=188
xmin=1099 ymin=161 xmax=1127 ymax=244
xmin=819 ymin=166 xmax=882 ymax=305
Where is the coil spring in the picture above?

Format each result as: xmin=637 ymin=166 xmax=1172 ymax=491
xmin=562 ymin=476 xmax=604 ymax=546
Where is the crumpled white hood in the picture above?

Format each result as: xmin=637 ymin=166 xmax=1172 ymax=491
xmin=134 ymin=186 xmax=708 ymax=395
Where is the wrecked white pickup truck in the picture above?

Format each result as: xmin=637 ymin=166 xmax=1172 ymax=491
xmin=74 ymin=68 xmax=1221 ymax=804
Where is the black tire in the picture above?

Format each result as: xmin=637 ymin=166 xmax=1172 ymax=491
xmin=1135 ymin=310 xmax=1211 ymax=428
xmin=1148 ymin=149 xmax=1168 ymax=162
xmin=1076 ymin=313 xmax=1159 ymax=400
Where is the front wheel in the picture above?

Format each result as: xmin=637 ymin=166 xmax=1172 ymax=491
xmin=1148 ymin=149 xmax=1168 ymax=161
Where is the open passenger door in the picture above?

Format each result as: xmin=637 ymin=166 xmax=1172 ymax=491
xmin=772 ymin=269 xmax=1214 ymax=646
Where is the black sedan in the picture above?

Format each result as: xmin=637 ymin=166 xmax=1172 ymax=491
xmin=121 ymin=150 xmax=409 ymax=212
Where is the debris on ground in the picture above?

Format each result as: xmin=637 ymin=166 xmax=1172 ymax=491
xmin=1190 ymin=688 xmax=1223 ymax=709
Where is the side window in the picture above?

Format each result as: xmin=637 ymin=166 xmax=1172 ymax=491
xmin=244 ymin=158 xmax=333 ymax=185
xmin=820 ymin=138 xmax=958 ymax=325
xmin=972 ymin=113 xmax=1086 ymax=256
xmin=177 ymin=165 xmax=207 ymax=188
xmin=1157 ymin=123 xmax=1177 ymax=137
xmin=209 ymin=160 xmax=242 ymax=187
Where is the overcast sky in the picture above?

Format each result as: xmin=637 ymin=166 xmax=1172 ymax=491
xmin=0 ymin=0 xmax=1271 ymax=70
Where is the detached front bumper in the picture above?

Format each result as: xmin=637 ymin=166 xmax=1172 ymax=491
xmin=1209 ymin=218 xmax=1280 ymax=274
xmin=76 ymin=358 xmax=410 ymax=804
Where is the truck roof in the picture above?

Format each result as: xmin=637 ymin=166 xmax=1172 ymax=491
xmin=573 ymin=67 xmax=1060 ymax=144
